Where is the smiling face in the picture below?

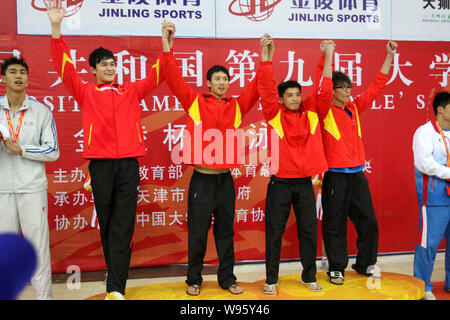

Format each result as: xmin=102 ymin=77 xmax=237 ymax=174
xmin=280 ymin=87 xmax=301 ymax=111
xmin=2 ymin=64 xmax=28 ymax=94
xmin=91 ymin=58 xmax=117 ymax=85
xmin=207 ymin=71 xmax=229 ymax=99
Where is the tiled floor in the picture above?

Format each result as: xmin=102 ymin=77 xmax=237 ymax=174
xmin=17 ymin=252 xmax=446 ymax=300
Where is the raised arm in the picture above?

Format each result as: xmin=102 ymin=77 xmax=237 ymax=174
xmin=47 ymin=0 xmax=86 ymax=102
xmin=314 ymin=40 xmax=335 ymax=119
xmin=160 ymin=22 xmax=200 ymax=114
xmin=131 ymin=21 xmax=176 ymax=100
xmin=256 ymin=34 xmax=281 ymax=122
xmin=46 ymin=0 xmax=65 ymax=39
xmin=380 ymin=41 xmax=397 ymax=75
xmin=353 ymin=41 xmax=398 ymax=114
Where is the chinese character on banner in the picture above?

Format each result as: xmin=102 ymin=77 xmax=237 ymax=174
xmin=314 ymin=0 xmax=333 ymax=10
xmin=237 ymin=185 xmax=251 ymax=200
xmin=260 ymin=162 xmax=271 ymax=177
xmin=151 ymin=165 xmax=165 ymax=180
xmin=291 ymin=0 xmax=312 ymax=9
xmin=169 ymin=211 xmax=184 ymax=225
xmin=429 ymin=53 xmax=450 ymax=87
xmin=387 ymin=53 xmax=413 ymax=86
xmin=70 ymin=167 xmax=85 ymax=182
xmin=72 ymin=190 xmax=89 ymax=206
xmin=236 ymin=208 xmax=248 ymax=223
xmin=245 ymin=164 xmax=257 ymax=177
xmin=137 ymin=189 xmax=151 ymax=204
xmin=280 ymin=51 xmax=313 ymax=86
xmin=363 ymin=159 xmax=373 ymax=173
xmin=439 ymin=0 xmax=450 ymax=10
xmin=74 ymin=129 xmax=84 ymax=153
xmin=163 ymin=123 xmax=186 ymax=152
xmin=339 ymin=0 xmax=357 ymax=10
xmin=154 ymin=188 xmax=168 ymax=203
xmin=53 ymin=169 xmax=69 ymax=183
xmin=54 ymin=192 xmax=70 ymax=207
xmin=335 ymin=52 xmax=362 ymax=86
xmin=140 ymin=165 xmax=150 ymax=181
xmin=251 ymin=207 xmax=265 ymax=222
xmin=248 ymin=122 xmax=268 ymax=150
xmin=231 ymin=168 xmax=242 ymax=178
xmin=175 ymin=50 xmax=204 ymax=87
xmin=115 ymin=50 xmax=147 ymax=85
xmin=49 ymin=49 xmax=88 ymax=87
xmin=152 ymin=212 xmax=166 ymax=226
xmin=225 ymin=50 xmax=259 ymax=87
xmin=55 ymin=214 xmax=71 ymax=231
xmin=73 ymin=214 xmax=89 ymax=230
xmin=168 ymin=164 xmax=183 ymax=179
xmin=137 ymin=212 xmax=150 ymax=227
xmin=362 ymin=0 xmax=378 ymax=11
xmin=423 ymin=0 xmax=436 ymax=9
xmin=171 ymin=188 xmax=185 ymax=203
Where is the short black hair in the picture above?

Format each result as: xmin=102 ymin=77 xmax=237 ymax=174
xmin=277 ymin=80 xmax=301 ymax=97
xmin=88 ymin=47 xmax=116 ymax=69
xmin=1 ymin=56 xmax=28 ymax=76
xmin=433 ymin=91 xmax=450 ymax=115
xmin=206 ymin=65 xmax=230 ymax=81
xmin=332 ymin=71 xmax=352 ymax=88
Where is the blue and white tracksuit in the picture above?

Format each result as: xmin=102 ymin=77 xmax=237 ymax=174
xmin=0 ymin=95 xmax=59 ymax=299
xmin=413 ymin=120 xmax=450 ymax=292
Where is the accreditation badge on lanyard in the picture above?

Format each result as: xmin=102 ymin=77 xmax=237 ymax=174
xmin=5 ymin=109 xmax=27 ymax=143
xmin=434 ymin=121 xmax=450 ymax=196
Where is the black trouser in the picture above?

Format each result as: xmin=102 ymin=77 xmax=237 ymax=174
xmin=265 ymin=176 xmax=318 ymax=284
xmin=186 ymin=170 xmax=237 ymax=289
xmin=321 ymin=171 xmax=379 ymax=275
xmin=89 ymin=158 xmax=140 ymax=295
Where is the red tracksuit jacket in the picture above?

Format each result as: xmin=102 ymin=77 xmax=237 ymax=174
xmin=51 ymin=36 xmax=163 ymax=159
xmin=161 ymin=51 xmax=260 ymax=169
xmin=318 ymin=72 xmax=388 ymax=168
xmin=256 ymin=60 xmax=331 ymax=178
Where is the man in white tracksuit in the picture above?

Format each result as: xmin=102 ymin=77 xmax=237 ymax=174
xmin=0 ymin=56 xmax=59 ymax=300
xmin=412 ymin=91 xmax=450 ymax=300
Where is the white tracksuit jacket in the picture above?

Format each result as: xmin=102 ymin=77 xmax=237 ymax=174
xmin=0 ymin=95 xmax=59 ymax=193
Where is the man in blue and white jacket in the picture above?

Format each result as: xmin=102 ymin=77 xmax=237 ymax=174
xmin=412 ymin=91 xmax=450 ymax=300
xmin=0 ymin=56 xmax=59 ymax=300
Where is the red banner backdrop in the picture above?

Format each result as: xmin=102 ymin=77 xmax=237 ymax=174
xmin=1 ymin=2 xmax=449 ymax=274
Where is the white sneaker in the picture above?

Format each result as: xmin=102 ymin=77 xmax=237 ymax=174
xmin=105 ymin=291 xmax=126 ymax=300
xmin=422 ymin=291 xmax=436 ymax=300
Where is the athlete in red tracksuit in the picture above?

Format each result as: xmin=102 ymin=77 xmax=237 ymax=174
xmin=257 ymin=35 xmax=334 ymax=294
xmin=161 ymin=22 xmax=262 ymax=296
xmin=318 ymin=41 xmax=398 ymax=285
xmin=48 ymin=2 xmax=166 ymax=299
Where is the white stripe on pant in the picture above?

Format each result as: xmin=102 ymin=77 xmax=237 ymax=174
xmin=0 ymin=192 xmax=53 ymax=300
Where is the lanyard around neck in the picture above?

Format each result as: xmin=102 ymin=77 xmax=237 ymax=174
xmin=5 ymin=109 xmax=27 ymax=143
xmin=435 ymin=121 xmax=450 ymax=166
